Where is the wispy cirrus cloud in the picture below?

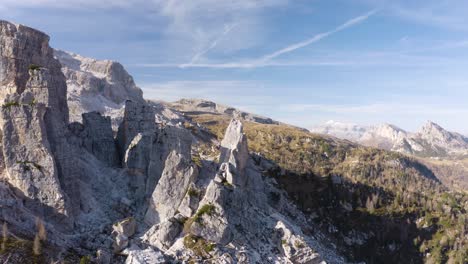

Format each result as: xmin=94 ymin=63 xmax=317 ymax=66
xmin=135 ymin=9 xmax=378 ymax=69
xmin=1 ymin=0 xmax=290 ymax=62
xmin=183 ymin=23 xmax=238 ymax=67
xmin=261 ymin=9 xmax=378 ymax=61
xmin=362 ymin=0 xmax=468 ymax=31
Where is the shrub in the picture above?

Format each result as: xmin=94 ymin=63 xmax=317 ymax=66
xmin=2 ymin=101 xmax=20 ymax=109
xmin=80 ymin=255 xmax=91 ymax=264
xmin=187 ymin=187 xmax=200 ymax=197
xmin=183 ymin=204 xmax=216 ymax=232
xmin=192 ymin=154 xmax=203 ymax=168
xmin=183 ymin=234 xmax=215 ymax=258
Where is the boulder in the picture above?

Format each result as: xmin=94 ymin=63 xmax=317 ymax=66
xmin=125 ymin=247 xmax=166 ymax=264
xmin=143 ymin=217 xmax=182 ymax=249
xmin=112 ymin=217 xmax=137 ymax=252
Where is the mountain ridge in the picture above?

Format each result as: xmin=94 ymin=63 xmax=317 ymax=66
xmin=312 ymin=120 xmax=468 ymax=158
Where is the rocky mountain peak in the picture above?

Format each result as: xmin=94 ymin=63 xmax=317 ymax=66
xmin=419 ymin=121 xmax=449 ymax=138
xmin=0 ymin=20 xmax=69 ymax=122
xmin=54 ymin=49 xmax=143 ymax=123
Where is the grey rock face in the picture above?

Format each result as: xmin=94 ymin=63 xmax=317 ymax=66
xmin=125 ymin=247 xmax=166 ymax=264
xmin=54 ymin=50 xmax=144 ymax=123
xmin=81 ymin=112 xmax=119 ymax=167
xmin=117 ymin=100 xmax=156 ymax=160
xmin=0 ymin=20 xmax=68 ymax=121
xmin=0 ymin=21 xmax=72 ymax=222
xmin=219 ymin=119 xmax=249 ymax=187
xmin=112 ymin=217 xmax=137 ymax=252
xmin=0 ymin=92 xmax=69 ymax=218
xmin=145 ymin=150 xmax=198 ymax=224
xmin=145 ymin=125 xmax=193 ymax=195
xmin=143 ymin=217 xmax=182 ymax=249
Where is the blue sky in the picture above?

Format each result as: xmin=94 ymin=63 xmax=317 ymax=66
xmin=2 ymin=0 xmax=468 ymax=132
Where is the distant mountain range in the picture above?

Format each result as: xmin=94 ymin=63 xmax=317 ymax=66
xmin=311 ymin=120 xmax=468 ymax=158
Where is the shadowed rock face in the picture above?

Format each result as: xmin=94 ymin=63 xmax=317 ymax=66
xmin=81 ymin=111 xmax=119 ymax=167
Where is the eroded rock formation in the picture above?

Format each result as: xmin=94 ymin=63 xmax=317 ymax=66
xmin=0 ymin=19 xmax=345 ymax=263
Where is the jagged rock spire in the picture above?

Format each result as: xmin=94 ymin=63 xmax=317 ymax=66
xmin=218 ymin=119 xmax=249 ymax=187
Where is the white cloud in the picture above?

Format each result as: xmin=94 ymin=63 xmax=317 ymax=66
xmin=0 ymin=0 xmax=134 ymax=9
xmin=2 ymin=0 xmax=289 ymax=59
xmin=362 ymin=0 xmax=468 ymax=31
xmin=261 ymin=9 xmax=378 ymax=61
xmin=133 ymin=10 xmax=379 ymax=69
xmin=185 ymin=23 xmax=238 ymax=66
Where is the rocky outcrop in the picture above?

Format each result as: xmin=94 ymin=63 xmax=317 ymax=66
xmin=54 ymin=50 xmax=144 ymax=123
xmin=81 ymin=112 xmax=119 ymax=167
xmin=169 ymin=99 xmax=279 ymax=125
xmin=1 ymin=92 xmax=69 ymax=219
xmin=112 ymin=217 xmax=137 ymax=252
xmin=117 ymin=100 xmax=156 ymax=160
xmin=0 ymin=21 xmax=73 ymax=223
xmin=138 ymin=119 xmax=343 ymax=263
xmin=124 ymin=247 xmax=166 ymax=264
xmin=145 ymin=150 xmax=198 ymax=224
xmin=218 ymin=119 xmax=249 ymax=187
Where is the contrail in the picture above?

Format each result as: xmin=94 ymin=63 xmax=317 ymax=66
xmin=262 ymin=9 xmax=378 ymax=61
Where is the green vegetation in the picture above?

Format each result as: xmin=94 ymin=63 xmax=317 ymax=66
xmin=191 ymin=153 xmax=203 ymax=168
xmin=294 ymin=240 xmax=305 ymax=249
xmin=183 ymin=204 xmax=216 ymax=233
xmin=187 ymin=187 xmax=200 ymax=197
xmin=194 ymin=204 xmax=215 ymax=221
xmin=187 ymin=112 xmax=467 ymax=264
xmin=79 ymin=255 xmax=91 ymax=264
xmin=2 ymin=101 xmax=20 ymax=109
xmin=183 ymin=234 xmax=215 ymax=258
xmin=2 ymin=97 xmax=37 ymax=109
xmin=222 ymin=180 xmax=233 ymax=188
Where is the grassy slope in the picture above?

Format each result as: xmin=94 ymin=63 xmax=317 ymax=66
xmin=188 ymin=113 xmax=468 ymax=264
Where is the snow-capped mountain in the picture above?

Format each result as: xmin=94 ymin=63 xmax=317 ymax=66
xmin=312 ymin=120 xmax=468 ymax=158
